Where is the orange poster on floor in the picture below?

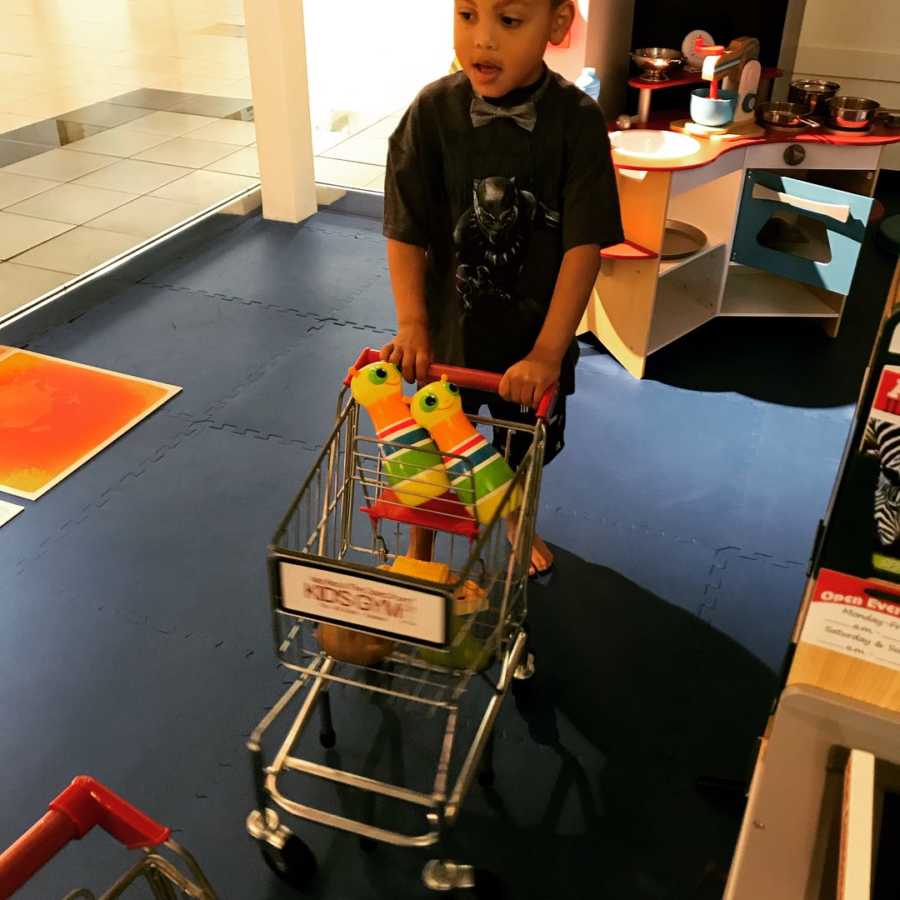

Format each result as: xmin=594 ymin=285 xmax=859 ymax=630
xmin=0 ymin=346 xmax=181 ymax=500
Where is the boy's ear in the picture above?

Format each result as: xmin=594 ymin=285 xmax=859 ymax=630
xmin=548 ymin=1 xmax=575 ymax=46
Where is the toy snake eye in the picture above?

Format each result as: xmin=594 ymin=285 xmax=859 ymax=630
xmin=368 ymin=366 xmax=389 ymax=385
xmin=420 ymin=393 xmax=439 ymax=412
xmin=447 ymin=383 xmax=460 ymax=395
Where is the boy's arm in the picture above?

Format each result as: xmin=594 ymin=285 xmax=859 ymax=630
xmin=499 ymin=244 xmax=600 ymax=408
xmin=381 ymin=239 xmax=433 ymax=384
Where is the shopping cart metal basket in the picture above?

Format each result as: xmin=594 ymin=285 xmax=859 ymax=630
xmin=246 ymin=349 xmax=555 ymax=894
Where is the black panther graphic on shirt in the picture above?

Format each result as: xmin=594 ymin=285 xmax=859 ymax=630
xmin=454 ymin=176 xmax=559 ymax=311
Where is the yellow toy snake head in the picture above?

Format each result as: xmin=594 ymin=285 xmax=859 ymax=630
xmin=411 ymin=376 xmax=463 ymax=428
xmin=349 ymin=361 xmax=403 ymax=408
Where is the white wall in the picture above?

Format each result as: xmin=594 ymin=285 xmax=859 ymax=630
xmin=794 ymin=0 xmax=900 ymax=169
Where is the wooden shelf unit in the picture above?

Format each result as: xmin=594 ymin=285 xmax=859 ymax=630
xmin=578 ymin=140 xmax=890 ymax=378
xmin=720 ymin=266 xmax=842 ymax=318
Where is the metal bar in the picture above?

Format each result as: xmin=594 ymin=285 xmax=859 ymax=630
xmin=444 ymin=630 xmax=526 ymax=823
xmin=265 ymin=778 xmax=440 ymax=848
xmin=248 ymin=663 xmax=318 ymax=747
xmin=281 ymin=756 xmax=439 ymax=809
xmin=432 ymin=707 xmax=458 ymax=803
xmin=270 ymin=658 xmax=335 ymax=774
xmin=277 ymin=664 xmax=455 ymax=710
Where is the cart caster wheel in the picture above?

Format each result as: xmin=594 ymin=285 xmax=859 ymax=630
xmin=319 ymin=728 xmax=336 ymax=749
xmin=260 ymin=834 xmax=317 ymax=889
xmin=513 ymin=651 xmax=535 ymax=682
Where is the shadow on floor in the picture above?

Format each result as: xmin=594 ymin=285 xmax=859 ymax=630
xmin=267 ymin=545 xmax=776 ymax=900
xmin=581 ymin=173 xmax=900 ymax=411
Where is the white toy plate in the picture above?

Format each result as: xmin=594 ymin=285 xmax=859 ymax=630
xmin=682 ymin=29 xmax=714 ymax=72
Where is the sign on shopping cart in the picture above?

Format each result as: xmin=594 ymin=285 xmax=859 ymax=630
xmin=277 ymin=558 xmax=449 ymax=646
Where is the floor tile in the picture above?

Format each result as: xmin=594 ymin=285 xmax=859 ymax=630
xmin=147 ymin=209 xmax=387 ymax=317
xmin=61 ymin=125 xmax=170 ymax=158
xmin=3 ymin=148 xmax=115 ymax=182
xmin=361 ymin=112 xmax=404 ymax=139
xmin=0 ymin=172 xmax=58 ymax=208
xmin=29 ymin=282 xmax=314 ymax=417
xmin=322 ymin=134 xmax=389 ymax=166
xmin=186 ymin=118 xmax=255 ymax=145
xmin=313 ymin=156 xmax=384 ymax=189
xmin=107 ymin=88 xmax=188 ymax=111
xmin=73 ymin=158 xmax=192 ymax=194
xmin=0 ymin=211 xmax=72 ymax=260
xmin=365 ymin=166 xmax=386 ymax=191
xmin=116 ymin=110 xmax=218 ymax=137
xmin=5 ymin=182 xmax=137 ymax=225
xmin=133 ymin=136 xmax=236 ymax=168
xmin=222 ymin=78 xmax=253 ymax=101
xmin=168 ymin=94 xmax=252 ymax=118
xmin=87 ymin=195 xmax=204 ymax=238
xmin=0 ymin=94 xmax=83 ymax=119
xmin=0 ymin=262 xmax=71 ymax=317
xmin=0 ymin=118 xmax=105 ymax=148
xmin=149 ymin=169 xmax=257 ymax=206
xmin=0 ymin=113 xmax=35 ymax=132
xmin=224 ymin=105 xmax=254 ymax=122
xmin=57 ymin=101 xmax=156 ymax=129
xmin=11 ymin=226 xmax=142 ymax=274
xmin=0 ymin=140 xmax=49 ymax=167
xmin=206 ymin=145 xmax=259 ymax=177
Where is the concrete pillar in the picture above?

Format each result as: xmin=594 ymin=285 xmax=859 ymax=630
xmin=243 ymin=0 xmax=317 ymax=223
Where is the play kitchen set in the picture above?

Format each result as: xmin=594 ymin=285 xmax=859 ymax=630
xmin=582 ymin=31 xmax=900 ymax=379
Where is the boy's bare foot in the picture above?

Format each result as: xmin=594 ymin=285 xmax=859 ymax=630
xmin=506 ymin=518 xmax=554 ymax=578
xmin=529 ymin=533 xmax=554 ymax=578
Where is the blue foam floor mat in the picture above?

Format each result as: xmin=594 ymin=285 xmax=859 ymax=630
xmin=27 ymin=282 xmax=318 ymax=420
xmin=145 ymin=212 xmax=393 ymax=326
xmin=3 ymin=188 xmax=896 ymax=897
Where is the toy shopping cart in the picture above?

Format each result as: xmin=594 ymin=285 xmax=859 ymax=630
xmin=0 ymin=776 xmax=217 ymax=899
xmin=246 ymin=349 xmax=555 ymax=894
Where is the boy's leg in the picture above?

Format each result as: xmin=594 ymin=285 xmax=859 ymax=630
xmin=408 ymin=526 xmax=435 ymax=561
xmin=488 ymin=394 xmax=568 ymax=576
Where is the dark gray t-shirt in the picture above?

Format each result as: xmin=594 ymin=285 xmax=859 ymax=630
xmin=383 ymin=68 xmax=623 ymax=393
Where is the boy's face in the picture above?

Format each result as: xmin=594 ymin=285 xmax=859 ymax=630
xmin=454 ymin=0 xmax=575 ymax=98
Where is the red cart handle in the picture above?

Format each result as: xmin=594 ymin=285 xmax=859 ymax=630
xmin=346 ymin=348 xmax=559 ymax=421
xmin=0 ymin=776 xmax=170 ymax=897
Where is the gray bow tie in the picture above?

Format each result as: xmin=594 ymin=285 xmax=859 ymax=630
xmin=470 ymin=96 xmax=537 ymax=132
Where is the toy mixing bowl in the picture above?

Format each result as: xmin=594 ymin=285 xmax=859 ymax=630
xmin=631 ymin=48 xmax=683 ymax=82
xmin=690 ymin=88 xmax=737 ymax=127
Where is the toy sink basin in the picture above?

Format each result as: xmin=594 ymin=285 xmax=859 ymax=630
xmin=609 ymin=129 xmax=701 ymax=160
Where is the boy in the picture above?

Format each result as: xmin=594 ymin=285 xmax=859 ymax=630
xmin=381 ymin=0 xmax=623 ymax=574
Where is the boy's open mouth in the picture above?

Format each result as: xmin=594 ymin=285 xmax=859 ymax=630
xmin=474 ymin=61 xmax=502 ymax=76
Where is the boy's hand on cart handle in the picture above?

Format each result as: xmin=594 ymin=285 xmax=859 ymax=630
xmin=381 ymin=323 xmax=432 ymax=384
xmin=500 ymin=351 xmax=560 ymax=409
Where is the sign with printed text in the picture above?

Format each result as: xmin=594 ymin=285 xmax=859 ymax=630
xmin=801 ymin=568 xmax=900 ymax=672
xmin=278 ymin=560 xmax=447 ymax=646
xmin=870 ymin=366 xmax=900 ymax=425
